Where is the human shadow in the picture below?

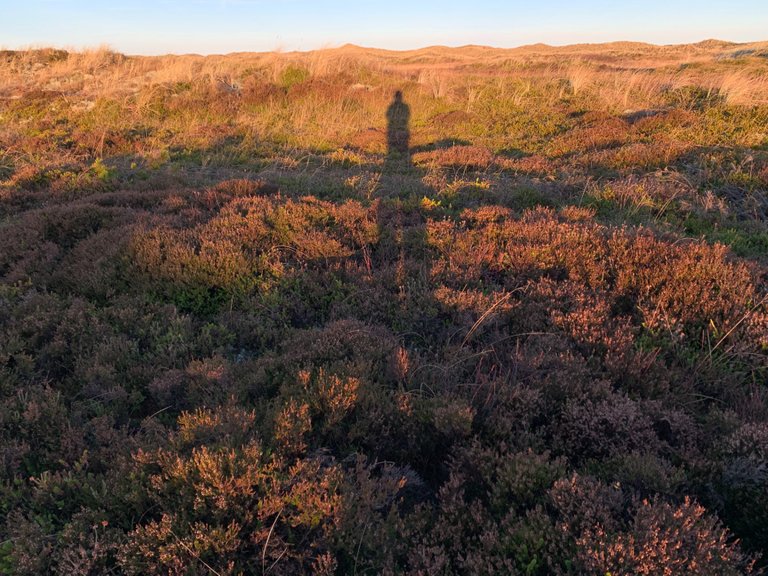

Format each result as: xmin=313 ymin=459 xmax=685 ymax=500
xmin=386 ymin=91 xmax=411 ymax=165
xmin=380 ymin=91 xmax=432 ymax=201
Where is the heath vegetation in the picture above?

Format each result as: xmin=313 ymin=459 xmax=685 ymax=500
xmin=0 ymin=40 xmax=767 ymax=574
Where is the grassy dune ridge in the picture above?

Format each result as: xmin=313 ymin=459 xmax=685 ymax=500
xmin=0 ymin=41 xmax=767 ymax=574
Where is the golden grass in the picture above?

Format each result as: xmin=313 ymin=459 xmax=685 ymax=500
xmin=2 ymin=39 xmax=768 ymax=106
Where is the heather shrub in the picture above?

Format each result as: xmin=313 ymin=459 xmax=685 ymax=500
xmin=299 ymin=368 xmax=360 ymax=431
xmin=258 ymin=319 xmax=397 ymax=385
xmin=0 ymin=384 xmax=75 ymax=477
xmin=49 ymin=509 xmax=123 ymax=576
xmin=413 ymin=145 xmax=495 ymax=170
xmin=549 ymin=115 xmax=631 ymax=156
xmin=719 ymin=423 xmax=768 ymax=554
xmin=148 ymin=356 xmax=233 ymax=412
xmin=555 ymin=394 xmax=659 ymax=462
xmin=2 ymin=511 xmax=55 ymax=575
xmin=593 ymin=450 xmax=686 ymax=495
xmin=576 ymin=497 xmax=755 ymax=575
xmin=392 ymin=446 xmax=571 ymax=575
xmin=118 ymin=417 xmax=413 ymax=575
xmin=128 ymin=194 xmax=378 ymax=314
xmin=550 ymin=475 xmax=756 ymax=575
xmin=549 ymin=473 xmax=624 ymax=536
xmin=154 ymin=413 xmax=251 ymax=472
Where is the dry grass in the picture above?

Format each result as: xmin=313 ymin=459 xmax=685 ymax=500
xmin=3 ymin=39 xmax=768 ymax=104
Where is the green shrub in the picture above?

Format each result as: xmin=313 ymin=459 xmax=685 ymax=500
xmin=279 ymin=65 xmax=310 ymax=90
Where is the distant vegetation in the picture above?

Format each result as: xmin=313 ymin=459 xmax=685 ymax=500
xmin=0 ymin=40 xmax=767 ymax=574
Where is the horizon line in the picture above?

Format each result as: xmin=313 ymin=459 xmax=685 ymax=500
xmin=4 ymin=37 xmax=767 ymax=58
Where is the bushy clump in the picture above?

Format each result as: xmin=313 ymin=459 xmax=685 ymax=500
xmin=665 ymin=84 xmax=725 ymax=110
xmin=112 ymin=410 xmax=415 ymax=576
xmin=577 ymin=497 xmax=755 ymax=575
xmin=719 ymin=423 xmax=768 ymax=554
xmin=390 ymin=447 xmax=570 ymax=575
xmin=550 ymin=475 xmax=756 ymax=575
xmin=556 ymin=394 xmax=659 ymax=461
xmin=148 ymin=356 xmax=234 ymax=412
xmin=129 ymin=192 xmax=378 ymax=314
xmin=278 ymin=65 xmax=311 ymax=90
xmin=427 ymin=207 xmax=762 ymax=364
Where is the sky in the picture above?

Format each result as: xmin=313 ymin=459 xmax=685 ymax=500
xmin=2 ymin=0 xmax=767 ymax=55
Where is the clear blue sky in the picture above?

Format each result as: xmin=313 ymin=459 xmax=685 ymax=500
xmin=3 ymin=0 xmax=767 ymax=55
